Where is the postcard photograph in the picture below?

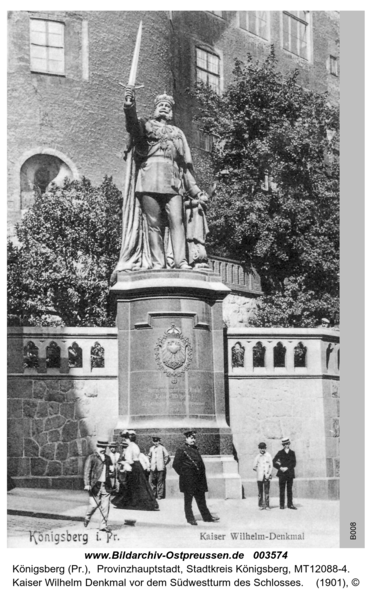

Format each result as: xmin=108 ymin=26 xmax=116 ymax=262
xmin=7 ymin=9 xmax=348 ymax=552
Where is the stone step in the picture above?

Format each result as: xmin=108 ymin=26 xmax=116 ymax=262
xmin=165 ymin=454 xmax=242 ymax=499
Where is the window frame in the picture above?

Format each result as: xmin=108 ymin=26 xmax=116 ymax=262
xmin=195 ymin=46 xmax=221 ymax=94
xmin=238 ymin=11 xmax=270 ymax=42
xmin=29 ymin=18 xmax=65 ymax=76
xmin=282 ymin=10 xmax=312 ymax=62
xmin=196 ymin=129 xmax=216 ymax=153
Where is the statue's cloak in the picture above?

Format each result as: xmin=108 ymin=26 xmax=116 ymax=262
xmin=114 ymin=147 xmax=152 ymax=272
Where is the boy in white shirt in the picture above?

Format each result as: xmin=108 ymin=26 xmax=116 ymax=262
xmin=148 ymin=436 xmax=170 ymax=499
xmin=253 ymin=442 xmax=273 ymax=510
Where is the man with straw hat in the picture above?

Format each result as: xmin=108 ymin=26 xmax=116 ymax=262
xmin=83 ymin=438 xmax=113 ymax=532
xmin=273 ymin=437 xmax=297 ymax=510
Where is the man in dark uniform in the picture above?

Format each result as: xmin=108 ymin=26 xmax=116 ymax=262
xmin=273 ymin=437 xmax=297 ymax=510
xmin=173 ymin=430 xmax=219 ymax=526
xmin=83 ymin=439 xmax=113 ymax=532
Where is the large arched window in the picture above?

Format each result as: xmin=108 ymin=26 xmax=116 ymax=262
xmin=20 ymin=153 xmax=73 ymax=210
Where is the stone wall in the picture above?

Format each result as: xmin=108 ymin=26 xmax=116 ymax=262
xmin=227 ymin=328 xmax=340 ymax=499
xmin=8 ymin=11 xmax=339 ymax=235
xmin=223 ymin=294 xmax=259 ymax=327
xmin=8 ymin=11 xmax=172 ymax=235
xmin=208 ymin=255 xmax=262 ymax=327
xmin=8 ymin=325 xmax=339 ymax=498
xmin=8 ymin=328 xmax=118 ymax=488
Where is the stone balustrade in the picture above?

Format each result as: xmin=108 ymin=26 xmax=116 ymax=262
xmin=8 ymin=327 xmax=118 ymax=376
xmin=227 ymin=327 xmax=340 ymax=499
xmin=208 ymin=255 xmax=262 ymax=295
xmin=227 ymin=328 xmax=340 ymax=376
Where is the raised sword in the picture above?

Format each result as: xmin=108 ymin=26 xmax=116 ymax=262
xmin=118 ymin=21 xmax=143 ymax=93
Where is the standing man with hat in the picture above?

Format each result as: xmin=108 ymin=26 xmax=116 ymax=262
xmin=320 ymin=318 xmax=330 ymax=328
xmin=253 ymin=442 xmax=273 ymax=510
xmin=148 ymin=436 xmax=171 ymax=499
xmin=273 ymin=437 xmax=297 ymax=510
xmin=83 ymin=439 xmax=113 ymax=532
xmin=173 ymin=431 xmax=219 ymax=526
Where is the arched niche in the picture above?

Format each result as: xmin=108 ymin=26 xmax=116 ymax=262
xmin=20 ymin=153 xmax=74 ymax=210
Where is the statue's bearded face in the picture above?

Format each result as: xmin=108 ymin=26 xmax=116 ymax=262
xmin=154 ymin=101 xmax=173 ymax=121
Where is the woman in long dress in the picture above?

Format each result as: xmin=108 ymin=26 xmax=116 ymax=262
xmin=112 ymin=431 xmax=159 ymax=511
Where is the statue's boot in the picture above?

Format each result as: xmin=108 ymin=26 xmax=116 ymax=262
xmin=179 ymin=262 xmax=192 ymax=270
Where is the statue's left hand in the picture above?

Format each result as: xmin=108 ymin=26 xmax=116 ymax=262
xmin=197 ymin=191 xmax=209 ymax=209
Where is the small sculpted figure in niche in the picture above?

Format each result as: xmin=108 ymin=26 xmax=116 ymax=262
xmin=46 ymin=341 xmax=61 ymax=369
xmin=274 ymin=341 xmax=286 ymax=368
xmin=68 ymin=341 xmax=82 ymax=368
xmin=91 ymin=341 xmax=105 ymax=369
xmin=253 ymin=341 xmax=265 ymax=368
xmin=294 ymin=342 xmax=307 ymax=368
xmin=232 ymin=342 xmax=245 ymax=368
xmin=24 ymin=341 xmax=39 ymax=370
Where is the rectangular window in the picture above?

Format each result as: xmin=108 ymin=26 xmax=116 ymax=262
xmin=30 ymin=19 xmax=65 ymax=75
xmin=197 ymin=130 xmax=215 ymax=152
xmin=282 ymin=11 xmax=310 ymax=60
xmin=239 ymin=11 xmax=269 ymax=40
xmin=330 ymin=55 xmax=339 ymax=76
xmin=196 ymin=48 xmax=220 ymax=93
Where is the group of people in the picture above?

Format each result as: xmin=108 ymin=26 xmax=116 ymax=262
xmin=253 ymin=437 xmax=297 ymax=511
xmin=83 ymin=430 xmax=167 ymax=531
xmin=83 ymin=431 xmax=297 ymax=533
xmin=83 ymin=430 xmax=218 ymax=532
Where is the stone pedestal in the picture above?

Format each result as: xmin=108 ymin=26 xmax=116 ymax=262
xmin=110 ymin=269 xmax=242 ymax=498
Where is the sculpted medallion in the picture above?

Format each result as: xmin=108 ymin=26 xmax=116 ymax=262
xmin=154 ymin=324 xmax=193 ymax=383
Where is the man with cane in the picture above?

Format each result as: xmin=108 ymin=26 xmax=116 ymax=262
xmin=84 ymin=439 xmax=113 ymax=532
